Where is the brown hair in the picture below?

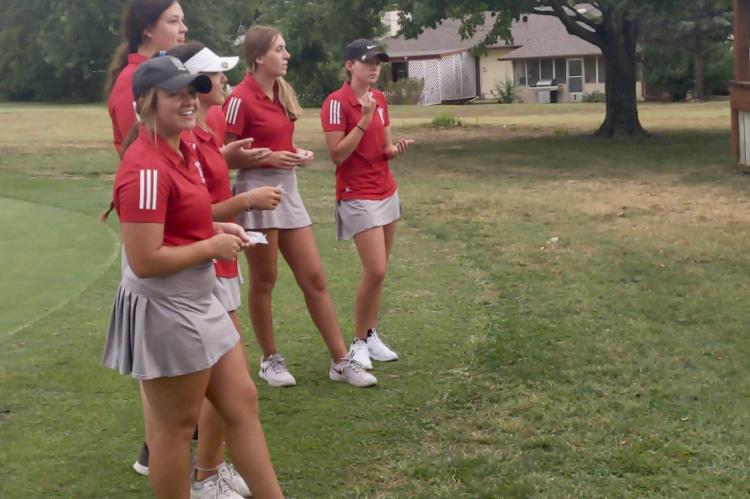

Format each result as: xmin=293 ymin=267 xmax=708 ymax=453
xmin=100 ymin=88 xmax=160 ymax=221
xmin=243 ymin=25 xmax=302 ymax=121
xmin=104 ymin=0 xmax=178 ymax=98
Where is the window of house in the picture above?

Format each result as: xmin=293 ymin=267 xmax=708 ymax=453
xmin=514 ymin=61 xmax=527 ymax=86
xmin=392 ymin=62 xmax=408 ymax=82
xmin=555 ymin=59 xmax=566 ymax=81
xmin=585 ymin=57 xmax=597 ymax=84
xmin=527 ymin=60 xmax=540 ymax=86
xmin=597 ymin=57 xmax=606 ymax=83
xmin=541 ymin=59 xmax=554 ymax=80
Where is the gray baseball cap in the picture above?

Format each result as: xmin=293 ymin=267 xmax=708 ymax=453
xmin=132 ymin=55 xmax=212 ymax=99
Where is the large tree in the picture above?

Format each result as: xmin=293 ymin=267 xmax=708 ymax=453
xmin=641 ymin=0 xmax=732 ymax=100
xmin=397 ymin=0 xmax=689 ymax=137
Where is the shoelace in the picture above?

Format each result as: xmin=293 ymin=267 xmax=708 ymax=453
xmin=344 ymin=357 xmax=367 ymax=373
xmin=267 ymin=356 xmax=289 ymax=374
xmin=216 ymin=479 xmax=232 ymax=496
xmin=217 ymin=465 xmax=233 ymax=486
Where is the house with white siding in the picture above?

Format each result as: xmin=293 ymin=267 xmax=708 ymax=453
xmin=380 ymin=9 xmax=643 ymax=104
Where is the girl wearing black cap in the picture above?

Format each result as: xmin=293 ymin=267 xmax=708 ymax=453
xmin=321 ymin=39 xmax=414 ymax=370
xmin=102 ymin=56 xmax=283 ymax=499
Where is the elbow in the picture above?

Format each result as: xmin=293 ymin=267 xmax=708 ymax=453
xmin=129 ymin=262 xmax=157 ymax=279
xmin=330 ymin=152 xmax=344 ymax=166
xmin=126 ymin=256 xmax=160 ymax=279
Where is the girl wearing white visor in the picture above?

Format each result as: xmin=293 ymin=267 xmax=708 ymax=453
xmin=168 ymin=41 xmax=284 ymax=497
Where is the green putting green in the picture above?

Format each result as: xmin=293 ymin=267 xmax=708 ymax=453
xmin=0 ymin=197 xmax=118 ymax=336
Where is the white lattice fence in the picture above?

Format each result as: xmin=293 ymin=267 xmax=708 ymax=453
xmin=408 ymin=59 xmax=442 ymax=105
xmin=439 ymin=52 xmax=476 ymax=101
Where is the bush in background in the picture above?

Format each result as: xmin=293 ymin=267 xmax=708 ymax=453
xmin=381 ymin=78 xmax=425 ymax=105
xmin=582 ymin=91 xmax=606 ymax=103
xmin=491 ymin=79 xmax=516 ymax=104
xmin=431 ymin=113 xmax=462 ymax=128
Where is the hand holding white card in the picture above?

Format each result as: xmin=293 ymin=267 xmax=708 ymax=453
xmin=245 ymin=230 xmax=269 ymax=245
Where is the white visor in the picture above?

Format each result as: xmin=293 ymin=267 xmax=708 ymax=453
xmin=184 ymin=47 xmax=239 ymax=74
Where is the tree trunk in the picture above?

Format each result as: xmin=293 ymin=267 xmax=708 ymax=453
xmin=595 ymin=11 xmax=647 ymax=137
xmin=692 ymin=37 xmax=705 ymax=100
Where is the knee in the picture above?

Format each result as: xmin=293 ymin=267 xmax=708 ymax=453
xmin=223 ymin=381 xmax=260 ymax=425
xmin=250 ymin=270 xmax=276 ymax=294
xmin=363 ymin=265 xmax=387 ymax=285
xmin=301 ymin=269 xmax=328 ymax=295
xmin=148 ymin=412 xmax=198 ymax=444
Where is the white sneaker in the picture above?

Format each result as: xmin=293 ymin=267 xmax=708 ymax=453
xmin=330 ymin=355 xmax=377 ymax=387
xmin=349 ymin=339 xmax=372 ymax=370
xmin=258 ymin=354 xmax=296 ymax=387
xmin=190 ymin=475 xmax=244 ymax=499
xmin=366 ymin=329 xmax=399 ymax=362
xmin=217 ymin=463 xmax=252 ymax=497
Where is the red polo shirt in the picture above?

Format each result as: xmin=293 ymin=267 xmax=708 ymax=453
xmin=321 ymin=82 xmax=396 ymax=201
xmin=114 ymin=126 xmax=215 ymax=247
xmin=205 ymin=105 xmax=227 ymax=145
xmin=223 ymin=73 xmax=294 ymax=153
xmin=108 ymin=53 xmax=148 ymax=155
xmin=193 ymin=115 xmax=239 ymax=278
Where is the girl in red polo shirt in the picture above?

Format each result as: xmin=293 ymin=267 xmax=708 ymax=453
xmin=321 ymin=39 xmax=414 ymax=370
xmin=102 ymin=56 xmax=283 ymax=499
xmin=105 ymin=0 xmax=187 ymax=156
xmin=168 ymin=41 xmax=284 ymax=496
xmin=224 ymin=25 xmax=375 ymax=388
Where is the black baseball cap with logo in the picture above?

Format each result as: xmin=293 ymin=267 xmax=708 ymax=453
xmin=343 ymin=39 xmax=390 ymax=63
xmin=132 ymin=55 xmax=212 ymax=99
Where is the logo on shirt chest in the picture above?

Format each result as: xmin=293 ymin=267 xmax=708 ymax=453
xmin=194 ymin=160 xmax=206 ymax=184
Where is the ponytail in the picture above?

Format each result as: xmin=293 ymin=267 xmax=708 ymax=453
xmin=104 ymin=43 xmax=131 ymax=98
xmin=276 ymin=77 xmax=302 ymax=121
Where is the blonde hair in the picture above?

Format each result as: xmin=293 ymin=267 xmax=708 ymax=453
xmin=243 ymin=25 xmax=302 ymax=121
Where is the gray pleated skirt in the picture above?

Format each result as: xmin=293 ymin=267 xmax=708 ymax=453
xmin=234 ymin=168 xmax=312 ymax=230
xmin=213 ymin=275 xmax=242 ymax=312
xmin=336 ymin=191 xmax=402 ymax=240
xmin=102 ymin=261 xmax=240 ymax=380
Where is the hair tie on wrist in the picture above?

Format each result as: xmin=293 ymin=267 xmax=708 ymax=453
xmin=356 ymin=124 xmax=366 ymax=132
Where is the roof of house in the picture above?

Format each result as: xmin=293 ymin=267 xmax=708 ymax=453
xmin=381 ymin=11 xmax=601 ymax=60
xmin=500 ymin=13 xmax=600 ymax=60
xmin=382 ymin=17 xmax=511 ymax=58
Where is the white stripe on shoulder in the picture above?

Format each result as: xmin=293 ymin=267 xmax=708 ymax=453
xmin=227 ymin=97 xmax=241 ymax=125
xmin=139 ymin=169 xmax=145 ymax=209
xmin=332 ymin=99 xmax=342 ymax=125
xmin=150 ymin=170 xmax=158 ymax=210
xmin=138 ymin=169 xmax=158 ymax=211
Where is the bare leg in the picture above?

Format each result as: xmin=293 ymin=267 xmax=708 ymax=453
xmin=352 ymin=223 xmax=394 ymax=340
xmin=195 ymin=310 xmax=249 ymax=481
xmin=278 ymin=226 xmax=347 ymax=360
xmin=244 ymin=229 xmax=280 ymax=357
xmin=141 ymin=370 xmax=210 ymax=499
xmin=206 ymin=344 xmax=283 ymax=498
xmin=377 ymin=221 xmax=398 ymax=330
